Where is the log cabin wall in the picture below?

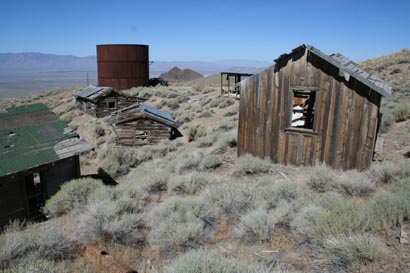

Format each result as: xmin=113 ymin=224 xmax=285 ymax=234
xmin=115 ymin=118 xmax=172 ymax=146
xmin=76 ymin=94 xmax=142 ymax=118
xmin=238 ymin=47 xmax=382 ymax=170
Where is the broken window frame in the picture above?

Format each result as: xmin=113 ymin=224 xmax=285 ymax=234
xmin=286 ymin=86 xmax=319 ymax=134
xmin=135 ymin=130 xmax=149 ymax=143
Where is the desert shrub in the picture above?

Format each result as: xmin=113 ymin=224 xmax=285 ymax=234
xmin=198 ymin=109 xmax=213 ymax=118
xmin=224 ymin=110 xmax=237 ymax=117
xmin=367 ymin=161 xmax=398 ymax=184
xmin=235 ymin=208 xmax=277 ymax=243
xmin=100 ymin=154 xmax=128 ymax=178
xmin=165 ymin=249 xmax=257 ymax=273
xmin=194 ymin=84 xmax=206 ymax=92
xmin=199 ymin=97 xmax=212 ymax=106
xmin=371 ymin=191 xmax=403 ymax=233
xmin=307 ymin=165 xmax=339 ymax=193
xmin=339 ymin=170 xmax=375 ymax=197
xmin=0 ymin=220 xmax=77 ymax=268
xmin=166 ymin=98 xmax=179 ymax=109
xmin=213 ymin=118 xmax=236 ymax=132
xmin=77 ymin=199 xmax=144 ymax=247
xmin=322 ymin=234 xmax=383 ymax=270
xmin=43 ymin=178 xmax=103 ymax=217
xmin=204 ymin=181 xmax=261 ymax=220
xmin=174 ymin=151 xmax=203 ymax=173
xmin=379 ymin=108 xmax=395 ymax=133
xmin=290 ymin=204 xmax=324 ymax=239
xmin=147 ymin=196 xmax=206 ymax=254
xmin=184 ymin=124 xmax=207 ymax=142
xmin=175 ymin=111 xmax=194 ymax=124
xmin=397 ymin=160 xmax=410 ymax=178
xmin=196 ymin=133 xmax=218 ymax=147
xmin=235 ymin=154 xmax=272 ymax=175
xmin=218 ymin=98 xmax=235 ymax=108
xmin=3 ymin=259 xmax=61 ymax=273
xmin=135 ymin=140 xmax=177 ymax=163
xmin=392 ymin=103 xmax=410 ymax=121
xmin=210 ymin=97 xmax=235 ymax=109
xmin=176 ymin=95 xmax=189 ymax=103
xmin=316 ymin=200 xmax=372 ymax=237
xmin=200 ymin=155 xmax=222 ymax=169
xmin=390 ymin=68 xmax=402 ymax=74
xmin=91 ymin=123 xmax=105 ymax=139
xmin=168 ymin=171 xmax=212 ymax=195
xmin=211 ymin=132 xmax=237 ymax=154
xmin=60 ymin=111 xmax=75 ymax=123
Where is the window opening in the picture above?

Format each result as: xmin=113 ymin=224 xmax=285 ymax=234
xmin=107 ymin=101 xmax=116 ymax=109
xmin=290 ymin=87 xmax=318 ymax=130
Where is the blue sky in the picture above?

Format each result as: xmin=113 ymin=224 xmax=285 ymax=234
xmin=1 ymin=0 xmax=409 ymax=62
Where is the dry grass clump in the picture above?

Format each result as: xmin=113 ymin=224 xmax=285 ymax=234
xmin=235 ymin=207 xmax=277 ymax=243
xmin=213 ymin=118 xmax=236 ymax=132
xmin=196 ymin=132 xmax=219 ymax=147
xmin=235 ymin=154 xmax=272 ymax=175
xmin=168 ymin=171 xmax=212 ymax=195
xmin=379 ymin=107 xmax=395 ymax=133
xmin=147 ymin=196 xmax=207 ymax=254
xmin=367 ymin=161 xmax=399 ymax=184
xmin=307 ymin=165 xmax=339 ymax=193
xmin=3 ymin=259 xmax=62 ymax=273
xmin=200 ymin=154 xmax=222 ymax=169
xmin=43 ymin=178 xmax=104 ymax=217
xmin=321 ymin=234 xmax=383 ymax=271
xmin=392 ymin=102 xmax=410 ymax=121
xmin=210 ymin=97 xmax=235 ymax=109
xmin=339 ymin=170 xmax=375 ymax=197
xmin=174 ymin=151 xmax=203 ymax=173
xmin=165 ymin=248 xmax=258 ymax=273
xmin=211 ymin=131 xmax=237 ymax=154
xmin=184 ymin=124 xmax=207 ymax=142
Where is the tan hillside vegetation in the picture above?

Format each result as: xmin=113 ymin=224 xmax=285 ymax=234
xmin=1 ymin=49 xmax=410 ymax=273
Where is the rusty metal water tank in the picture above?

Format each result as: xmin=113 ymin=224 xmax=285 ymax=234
xmin=97 ymin=44 xmax=149 ymax=89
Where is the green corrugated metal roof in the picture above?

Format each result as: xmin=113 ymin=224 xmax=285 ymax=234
xmin=0 ymin=103 xmax=80 ymax=177
xmin=0 ymin=103 xmax=49 ymax=117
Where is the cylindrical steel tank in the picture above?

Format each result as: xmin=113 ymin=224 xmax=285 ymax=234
xmin=97 ymin=44 xmax=149 ymax=89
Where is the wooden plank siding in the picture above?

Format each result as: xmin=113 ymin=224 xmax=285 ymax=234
xmin=238 ymin=47 xmax=382 ymax=170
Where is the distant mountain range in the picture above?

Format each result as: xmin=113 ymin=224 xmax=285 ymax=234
xmin=0 ymin=52 xmax=272 ymax=76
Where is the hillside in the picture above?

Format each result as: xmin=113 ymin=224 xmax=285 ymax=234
xmin=159 ymin=66 xmax=203 ymax=82
xmin=0 ymin=50 xmax=410 ymax=273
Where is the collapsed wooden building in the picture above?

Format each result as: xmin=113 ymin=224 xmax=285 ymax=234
xmin=238 ymin=44 xmax=394 ymax=170
xmin=0 ymin=103 xmax=94 ymax=227
xmin=110 ymin=103 xmax=182 ymax=146
xmin=220 ymin=67 xmax=265 ymax=98
xmin=74 ymin=85 xmax=146 ymax=118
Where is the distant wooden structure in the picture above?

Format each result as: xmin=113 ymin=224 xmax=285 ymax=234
xmin=238 ymin=44 xmax=394 ymax=170
xmin=221 ymin=67 xmax=265 ymax=98
xmin=110 ymin=103 xmax=182 ymax=146
xmin=74 ymin=85 xmax=146 ymax=118
xmin=0 ymin=104 xmax=94 ymax=227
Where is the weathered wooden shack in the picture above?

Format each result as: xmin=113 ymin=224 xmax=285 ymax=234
xmin=0 ymin=103 xmax=94 ymax=227
xmin=110 ymin=103 xmax=182 ymax=146
xmin=238 ymin=44 xmax=394 ymax=170
xmin=74 ymin=85 xmax=146 ymax=118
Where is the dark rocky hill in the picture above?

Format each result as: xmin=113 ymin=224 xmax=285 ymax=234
xmin=159 ymin=67 xmax=203 ymax=83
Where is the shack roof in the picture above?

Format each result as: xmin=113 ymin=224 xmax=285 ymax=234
xmin=111 ymin=103 xmax=178 ymax=128
xmin=274 ymin=44 xmax=394 ymax=101
xmin=74 ymin=85 xmax=114 ymax=102
xmin=221 ymin=67 xmax=267 ymax=76
xmin=0 ymin=103 xmax=94 ymax=177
